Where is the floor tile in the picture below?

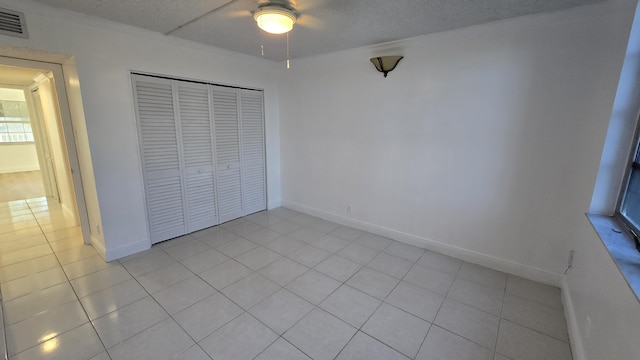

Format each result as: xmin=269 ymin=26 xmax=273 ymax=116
xmin=416 ymin=325 xmax=493 ymax=360
xmin=287 ymin=244 xmax=331 ymax=267
xmin=107 ymin=318 xmax=194 ymax=360
xmin=501 ymin=294 xmax=568 ymax=341
xmin=3 ymin=282 xmax=77 ymax=325
xmin=314 ymin=255 xmax=361 ymax=282
xmin=249 ymin=288 xmax=314 ymax=334
xmin=385 ymin=281 xmax=444 ymax=322
xmin=457 ymin=262 xmax=507 ymax=291
xmin=247 ymin=213 xmax=284 ymax=227
xmin=226 ymin=221 xmax=264 ymax=237
xmin=55 ymin=245 xmax=98 ymax=265
xmin=173 ymin=292 xmax=243 ymax=341
xmin=366 ymin=252 xmax=413 ymax=279
xmin=79 ymin=279 xmax=148 ymax=320
xmin=355 ymin=233 xmax=395 ymax=251
xmin=152 ymin=276 xmax=216 ymax=314
xmin=216 ymin=237 xmax=259 ymax=258
xmin=505 ymin=275 xmax=563 ymax=310
xmin=447 ymin=278 xmax=504 ymax=315
xmin=258 ymin=257 xmax=309 ymax=286
xmin=433 ymin=299 xmax=499 ymax=349
xmin=383 ymin=242 xmax=425 ymax=262
xmin=62 ymin=255 xmax=113 ymax=280
xmin=255 ymin=337 xmax=311 ymax=360
xmin=269 ymin=220 xmax=303 ymax=235
xmin=286 ymin=269 xmax=341 ymax=304
xmin=320 ymin=285 xmax=381 ymax=328
xmin=199 ymin=259 xmax=253 ymax=290
xmin=11 ymin=323 xmax=105 ymax=360
xmin=268 ymin=207 xmax=300 ymax=220
xmin=178 ymin=249 xmax=229 ymax=274
xmin=361 ymin=303 xmax=430 ymax=358
xmin=162 ymin=239 xmax=211 ymax=261
xmin=120 ymin=250 xmax=176 ymax=277
xmin=0 ymin=253 xmax=59 ymax=283
xmin=89 ymin=352 xmax=112 ymax=360
xmin=235 ymin=246 xmax=282 ymax=270
xmin=266 ymin=236 xmax=306 ymax=255
xmin=70 ymin=266 xmax=132 ymax=298
xmin=496 ymin=320 xmax=572 ymax=360
xmin=307 ymin=219 xmax=341 ymax=233
xmin=403 ymin=264 xmax=455 ymax=296
xmin=336 ymin=331 xmax=409 ymax=360
xmin=48 ymin=236 xmax=84 ymax=252
xmin=0 ymin=244 xmax=52 ymax=267
xmin=417 ymin=250 xmax=462 ymax=275
xmin=197 ymin=228 xmax=238 ymax=248
xmin=6 ymin=300 xmax=89 ymax=356
xmin=92 ymin=296 xmax=169 ymax=348
xmin=312 ymin=234 xmax=351 ymax=253
xmin=221 ymin=272 xmax=280 ymax=309
xmin=1 ymin=266 xmax=68 ymax=301
xmin=337 ymin=243 xmax=379 ymax=265
xmin=156 ymin=234 xmax=195 ymax=250
xmin=200 ymin=312 xmax=278 ymax=360
xmin=288 ymin=227 xmax=326 ymax=244
xmin=172 ymin=344 xmax=212 ymax=360
xmin=289 ymin=213 xmax=320 ymax=226
xmin=329 ymin=226 xmax=364 ymax=241
xmin=346 ymin=267 xmax=399 ymax=300
xmin=284 ymin=308 xmax=357 ymax=360
xmin=243 ymin=228 xmax=283 ymax=245
xmin=136 ymin=262 xmax=193 ymax=293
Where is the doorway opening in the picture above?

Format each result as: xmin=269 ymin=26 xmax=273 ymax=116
xmin=0 ymin=55 xmax=102 ymax=260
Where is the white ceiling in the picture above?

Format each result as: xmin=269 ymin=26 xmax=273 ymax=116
xmin=29 ymin=0 xmax=601 ymax=61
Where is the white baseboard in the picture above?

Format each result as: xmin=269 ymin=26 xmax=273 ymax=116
xmin=268 ymin=200 xmax=282 ymax=210
xmin=104 ymin=238 xmax=151 ymax=262
xmin=90 ymin=234 xmax=107 ymax=261
xmin=282 ymin=200 xmax=561 ymax=287
xmin=561 ymin=276 xmax=585 ymax=360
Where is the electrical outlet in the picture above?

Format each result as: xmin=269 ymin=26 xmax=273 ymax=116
xmin=346 ymin=205 xmax=352 ymax=214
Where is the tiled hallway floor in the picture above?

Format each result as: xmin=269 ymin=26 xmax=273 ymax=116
xmin=0 ymin=200 xmax=573 ymax=360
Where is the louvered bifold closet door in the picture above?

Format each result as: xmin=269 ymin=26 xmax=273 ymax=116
xmin=240 ymin=90 xmax=266 ymax=215
xmin=212 ymin=86 xmax=244 ymax=223
xmin=176 ymin=82 xmax=218 ymax=232
xmin=133 ymin=75 xmax=186 ymax=243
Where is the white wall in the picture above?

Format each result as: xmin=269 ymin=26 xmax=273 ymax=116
xmin=0 ymin=144 xmax=39 ymax=173
xmin=279 ymin=0 xmax=639 ymax=358
xmin=0 ymin=0 xmax=282 ymax=259
xmin=564 ymin=1 xmax=640 ymax=360
xmin=37 ymin=76 xmax=78 ymax=219
xmin=280 ymin=0 xmax=635 ymax=280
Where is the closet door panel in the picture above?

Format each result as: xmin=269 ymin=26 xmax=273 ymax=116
xmin=240 ymin=90 xmax=266 ymax=215
xmin=176 ymin=82 xmax=218 ymax=232
xmin=133 ymin=75 xmax=186 ymax=243
xmin=212 ymin=86 xmax=244 ymax=223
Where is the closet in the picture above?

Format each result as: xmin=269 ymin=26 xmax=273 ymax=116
xmin=132 ymin=74 xmax=266 ymax=244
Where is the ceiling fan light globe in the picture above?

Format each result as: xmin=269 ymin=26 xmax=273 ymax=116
xmin=254 ymin=8 xmax=296 ymax=34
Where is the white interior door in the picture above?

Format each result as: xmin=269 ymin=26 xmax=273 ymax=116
xmin=176 ymin=81 xmax=218 ymax=232
xmin=133 ymin=75 xmax=186 ymax=243
xmin=240 ymin=89 xmax=266 ymax=215
xmin=29 ymin=87 xmax=59 ymax=200
xmin=212 ymin=86 xmax=244 ymax=223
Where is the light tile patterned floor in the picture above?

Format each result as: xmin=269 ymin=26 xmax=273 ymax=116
xmin=0 ymin=198 xmax=573 ymax=360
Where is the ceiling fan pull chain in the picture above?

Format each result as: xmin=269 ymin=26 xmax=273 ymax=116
xmin=286 ymin=32 xmax=291 ymax=69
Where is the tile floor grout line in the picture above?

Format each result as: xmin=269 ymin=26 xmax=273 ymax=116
xmin=7 ymin=199 xmax=110 ymax=360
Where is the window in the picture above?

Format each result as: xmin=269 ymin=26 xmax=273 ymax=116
xmin=619 ymin=126 xmax=640 ymax=243
xmin=0 ymin=99 xmax=34 ymax=143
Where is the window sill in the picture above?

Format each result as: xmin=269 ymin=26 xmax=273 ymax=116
xmin=587 ymin=213 xmax=640 ymax=302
